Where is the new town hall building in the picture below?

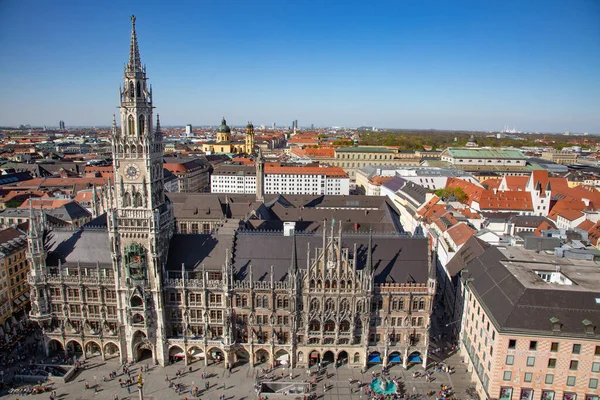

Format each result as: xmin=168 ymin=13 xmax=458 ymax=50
xmin=26 ymin=16 xmax=435 ymax=370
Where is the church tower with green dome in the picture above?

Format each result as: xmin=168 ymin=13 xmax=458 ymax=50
xmin=217 ymin=117 xmax=231 ymax=143
xmin=245 ymin=121 xmax=255 ymax=155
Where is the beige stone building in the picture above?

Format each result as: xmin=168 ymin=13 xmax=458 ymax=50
xmin=459 ymin=245 xmax=600 ymax=400
xmin=541 ymin=150 xmax=578 ymax=165
xmin=0 ymin=227 xmax=29 ymax=327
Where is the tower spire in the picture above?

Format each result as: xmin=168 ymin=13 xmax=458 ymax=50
xmin=156 ymin=113 xmax=161 ymax=132
xmin=290 ymin=229 xmax=298 ymax=273
xmin=128 ymin=15 xmax=141 ymax=72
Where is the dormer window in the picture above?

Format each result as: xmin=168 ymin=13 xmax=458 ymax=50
xmin=582 ymin=319 xmax=595 ymax=335
xmin=550 ymin=317 xmax=561 ymax=332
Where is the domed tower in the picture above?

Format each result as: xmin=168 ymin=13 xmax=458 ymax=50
xmin=245 ymin=121 xmax=255 ymax=154
xmin=217 ymin=117 xmax=231 ymax=143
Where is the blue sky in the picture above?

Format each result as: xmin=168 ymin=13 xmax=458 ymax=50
xmin=0 ymin=0 xmax=598 ymax=132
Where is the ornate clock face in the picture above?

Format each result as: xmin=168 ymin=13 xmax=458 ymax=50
xmin=125 ymin=163 xmax=140 ymax=180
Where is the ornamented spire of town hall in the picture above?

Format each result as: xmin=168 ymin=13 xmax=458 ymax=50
xmin=128 ymin=15 xmax=142 ymax=72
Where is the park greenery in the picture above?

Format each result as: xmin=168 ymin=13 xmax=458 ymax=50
xmin=357 ymin=130 xmax=598 ymax=151
xmin=433 ymin=187 xmax=469 ymax=203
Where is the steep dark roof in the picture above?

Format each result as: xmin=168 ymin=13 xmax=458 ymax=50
xmin=464 ymin=246 xmax=600 ymax=338
xmin=46 ymin=227 xmax=112 ymax=267
xmin=444 ymin=236 xmax=489 ymax=277
xmin=167 ymin=231 xmax=430 ymax=285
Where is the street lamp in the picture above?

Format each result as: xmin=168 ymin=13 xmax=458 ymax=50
xmin=137 ymin=374 xmax=144 ymax=400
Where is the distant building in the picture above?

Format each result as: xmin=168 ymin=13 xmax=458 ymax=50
xmin=356 ymin=165 xmax=479 ymax=194
xmin=333 ymin=147 xmax=420 ymax=180
xmin=439 ymin=148 xmax=531 ymax=176
xmin=59 ymin=120 xmax=65 ymax=130
xmin=163 ymin=156 xmax=210 ymax=193
xmin=200 ymin=119 xmax=255 ymax=155
xmin=541 ymin=150 xmax=578 ymax=165
xmin=211 ymin=162 xmax=350 ymax=195
xmin=185 ymin=124 xmax=192 ymax=136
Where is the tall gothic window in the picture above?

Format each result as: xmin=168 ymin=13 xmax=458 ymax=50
xmin=128 ymin=115 xmax=135 ymax=136
xmin=139 ymin=115 xmax=145 ymax=135
xmin=133 ymin=192 xmax=142 ymax=208
xmin=136 ymin=81 xmax=141 ymax=98
xmin=129 ymin=81 xmax=135 ymax=99
xmin=122 ymin=192 xmax=131 ymax=207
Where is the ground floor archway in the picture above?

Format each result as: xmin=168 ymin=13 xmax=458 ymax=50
xmin=255 ymin=348 xmax=269 ymax=365
xmin=207 ymin=347 xmax=224 ymax=364
xmin=234 ymin=349 xmax=249 ymax=366
xmin=388 ymin=351 xmax=402 ymax=364
xmin=103 ymin=342 xmax=120 ymax=360
xmin=65 ymin=340 xmax=83 ymax=357
xmin=168 ymin=345 xmax=185 ymax=364
xmin=368 ymin=351 xmax=382 ymax=364
xmin=323 ymin=350 xmax=334 ymax=364
xmin=138 ymin=348 xmax=153 ymax=362
xmin=187 ymin=346 xmax=205 ymax=364
xmin=337 ymin=350 xmax=348 ymax=366
xmin=309 ymin=350 xmax=320 ymax=367
xmin=275 ymin=349 xmax=289 ymax=366
xmin=47 ymin=339 xmax=64 ymax=355
xmin=84 ymin=341 xmax=102 ymax=358
xmin=407 ymin=351 xmax=422 ymax=364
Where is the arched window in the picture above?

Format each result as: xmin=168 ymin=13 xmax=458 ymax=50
xmin=340 ymin=320 xmax=350 ymax=332
xmin=133 ymin=193 xmax=142 ymax=208
xmin=138 ymin=115 xmax=145 ymax=135
xmin=128 ymin=115 xmax=135 ymax=136
xmin=283 ymin=297 xmax=289 ymax=309
xmin=356 ymin=301 xmax=363 ymax=313
xmin=417 ymin=317 xmax=423 ymax=326
xmin=340 ymin=299 xmax=349 ymax=312
xmin=399 ymin=298 xmax=404 ymax=310
xmin=353 ymin=353 xmax=360 ymax=363
xmin=298 ymin=352 xmax=304 ymax=363
xmin=310 ymin=279 xmax=315 ymax=289
xmin=340 ymin=280 xmax=345 ymax=289
xmin=310 ymin=299 xmax=319 ymax=312
xmin=262 ymin=295 xmax=269 ymax=308
xmin=324 ymin=320 xmax=335 ymax=331
xmin=347 ymin=280 xmax=352 ymax=289
xmin=122 ymin=192 xmax=131 ymax=207
xmin=309 ymin=320 xmax=320 ymax=331
xmin=256 ymin=296 xmax=262 ymax=308
xmin=332 ymin=280 xmax=337 ymax=289
xmin=324 ymin=280 xmax=330 ymax=289
xmin=242 ymin=296 xmax=248 ymax=307
xmin=412 ymin=298 xmax=419 ymax=311
xmin=136 ymin=81 xmax=141 ymax=98
xmin=277 ymin=296 xmax=283 ymax=308
xmin=418 ymin=298 xmax=425 ymax=310
xmin=317 ymin=280 xmax=322 ymax=289
xmin=392 ymin=299 xmax=398 ymax=311
xmin=129 ymin=81 xmax=134 ymax=99
xmin=325 ymin=298 xmax=334 ymax=312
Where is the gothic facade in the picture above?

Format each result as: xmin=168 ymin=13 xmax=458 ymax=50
xmin=26 ymin=16 xmax=434 ymax=370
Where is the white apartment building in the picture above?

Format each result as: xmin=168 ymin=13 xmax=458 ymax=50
xmin=357 ymin=165 xmax=480 ymax=194
xmin=211 ymin=163 xmax=350 ymax=195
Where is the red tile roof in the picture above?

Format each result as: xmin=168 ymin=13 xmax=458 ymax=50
xmin=447 ymin=222 xmax=476 ymax=246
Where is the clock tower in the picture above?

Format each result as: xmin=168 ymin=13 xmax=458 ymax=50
xmin=108 ymin=15 xmax=174 ymax=365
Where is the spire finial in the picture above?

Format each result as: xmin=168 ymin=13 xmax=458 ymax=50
xmin=290 ymin=229 xmax=298 ymax=273
xmin=128 ymin=15 xmax=141 ymax=71
xmin=156 ymin=113 xmax=161 ymax=132
xmin=366 ymin=228 xmax=373 ymax=274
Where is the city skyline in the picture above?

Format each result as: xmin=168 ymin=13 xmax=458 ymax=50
xmin=0 ymin=0 xmax=599 ymax=133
